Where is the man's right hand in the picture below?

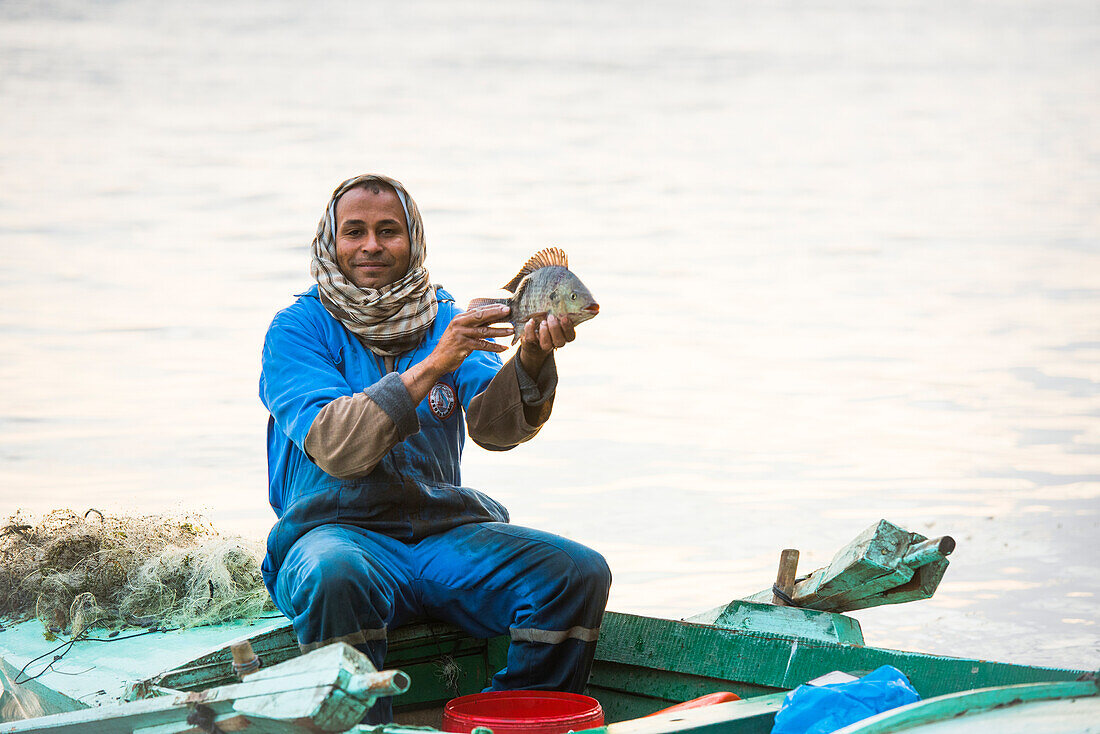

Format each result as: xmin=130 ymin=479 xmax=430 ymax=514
xmin=400 ymin=305 xmax=513 ymax=405
xmin=430 ymin=305 xmax=513 ymax=374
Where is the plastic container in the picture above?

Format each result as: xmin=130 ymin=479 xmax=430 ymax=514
xmin=442 ymin=691 xmax=604 ymax=734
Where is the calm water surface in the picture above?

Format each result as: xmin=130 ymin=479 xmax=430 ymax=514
xmin=1 ymin=0 xmax=1097 ymax=669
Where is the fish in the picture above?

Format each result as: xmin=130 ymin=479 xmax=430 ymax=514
xmin=468 ymin=247 xmax=599 ymax=344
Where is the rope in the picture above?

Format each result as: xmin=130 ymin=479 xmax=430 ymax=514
xmin=13 ymin=627 xmax=173 ymax=685
xmin=771 ymin=584 xmax=797 ymax=606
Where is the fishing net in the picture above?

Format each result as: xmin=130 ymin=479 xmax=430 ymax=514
xmin=0 ymin=509 xmax=275 ymax=633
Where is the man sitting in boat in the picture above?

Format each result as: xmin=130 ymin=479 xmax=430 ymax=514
xmin=258 ymin=174 xmax=611 ymax=723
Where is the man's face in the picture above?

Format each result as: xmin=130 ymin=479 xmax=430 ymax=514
xmin=334 ymin=185 xmax=412 ymax=290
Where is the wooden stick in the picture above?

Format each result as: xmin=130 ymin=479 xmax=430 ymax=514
xmin=772 ymin=549 xmax=800 ymax=606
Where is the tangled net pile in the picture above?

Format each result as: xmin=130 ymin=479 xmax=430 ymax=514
xmin=0 ymin=509 xmax=275 ymax=635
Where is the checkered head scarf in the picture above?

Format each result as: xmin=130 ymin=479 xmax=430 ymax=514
xmin=311 ymin=174 xmax=438 ymax=357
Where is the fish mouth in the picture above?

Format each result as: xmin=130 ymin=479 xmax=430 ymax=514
xmin=583 ymin=303 xmax=600 ymax=315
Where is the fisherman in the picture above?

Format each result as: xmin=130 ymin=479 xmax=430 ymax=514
xmin=259 ymin=174 xmax=611 ymax=723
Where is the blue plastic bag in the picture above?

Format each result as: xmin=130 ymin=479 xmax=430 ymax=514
xmin=770 ymin=665 xmax=921 ymax=734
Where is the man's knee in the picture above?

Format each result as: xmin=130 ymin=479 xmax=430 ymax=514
xmin=536 ymin=542 xmax=611 ymax=614
xmin=292 ymin=548 xmax=393 ymax=621
xmin=567 ymin=545 xmax=612 ymax=599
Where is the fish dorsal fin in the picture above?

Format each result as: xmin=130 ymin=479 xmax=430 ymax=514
xmin=502 ymin=247 xmax=569 ymax=292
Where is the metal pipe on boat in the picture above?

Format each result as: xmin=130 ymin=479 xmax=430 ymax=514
xmin=902 ymin=536 xmax=956 ymax=569
xmin=347 ymin=669 xmax=413 ymax=702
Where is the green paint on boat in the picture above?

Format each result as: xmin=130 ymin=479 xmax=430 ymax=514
xmin=2 ymin=608 xmax=1090 ymax=731
xmin=1 ymin=520 xmax=1091 ymax=732
xmin=0 ymin=616 xmax=290 ymax=718
xmin=833 ymin=678 xmax=1100 ymax=733
xmin=0 ymin=643 xmax=406 ymax=733
xmin=744 ymin=521 xmax=955 ymax=613
xmin=685 ymin=599 xmax=865 ymax=646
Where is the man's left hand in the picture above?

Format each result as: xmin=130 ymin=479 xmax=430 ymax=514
xmin=518 ymin=313 xmax=575 ymax=378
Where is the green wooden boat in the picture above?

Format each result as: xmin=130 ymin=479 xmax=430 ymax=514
xmin=1 ymin=521 xmax=1095 ymax=733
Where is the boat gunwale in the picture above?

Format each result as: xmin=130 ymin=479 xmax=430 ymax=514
xmin=831 ymin=677 xmax=1100 ymax=733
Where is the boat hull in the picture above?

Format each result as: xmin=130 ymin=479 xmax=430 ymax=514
xmin=0 ymin=604 xmax=1091 ymax=731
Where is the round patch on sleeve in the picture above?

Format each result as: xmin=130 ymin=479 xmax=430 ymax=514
xmin=428 ymin=382 xmax=457 ymax=421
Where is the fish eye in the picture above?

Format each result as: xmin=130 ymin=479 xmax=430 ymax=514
xmin=570 ymin=293 xmax=577 ymax=300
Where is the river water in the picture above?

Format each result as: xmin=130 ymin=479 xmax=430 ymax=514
xmin=1 ymin=0 xmax=1097 ymax=670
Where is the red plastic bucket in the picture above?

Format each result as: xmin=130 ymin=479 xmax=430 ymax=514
xmin=442 ymin=691 xmax=604 ymax=734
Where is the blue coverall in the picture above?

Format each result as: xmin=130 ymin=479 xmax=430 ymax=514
xmin=259 ymin=286 xmax=611 ymax=722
